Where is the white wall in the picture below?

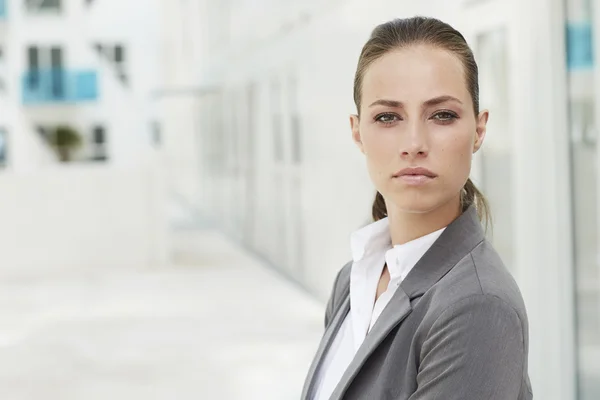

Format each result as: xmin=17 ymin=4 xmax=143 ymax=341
xmin=0 ymin=163 xmax=168 ymax=276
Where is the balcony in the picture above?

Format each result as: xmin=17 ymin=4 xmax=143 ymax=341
xmin=22 ymin=69 xmax=99 ymax=105
xmin=0 ymin=0 xmax=6 ymax=19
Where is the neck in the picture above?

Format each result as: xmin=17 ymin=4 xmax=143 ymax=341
xmin=387 ymin=196 xmax=462 ymax=245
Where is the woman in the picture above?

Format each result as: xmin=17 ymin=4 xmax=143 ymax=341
xmin=301 ymin=16 xmax=532 ymax=400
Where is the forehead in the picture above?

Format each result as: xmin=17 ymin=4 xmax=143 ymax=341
xmin=361 ymin=45 xmax=470 ymax=106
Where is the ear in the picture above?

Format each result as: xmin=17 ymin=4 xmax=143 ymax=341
xmin=473 ymin=110 xmax=489 ymax=153
xmin=350 ymin=114 xmax=364 ymax=154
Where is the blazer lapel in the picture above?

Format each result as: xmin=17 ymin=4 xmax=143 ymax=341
xmin=400 ymin=205 xmax=485 ymax=299
xmin=301 ymin=295 xmax=351 ymax=400
xmin=329 ymin=288 xmax=412 ymax=400
xmin=328 ymin=205 xmax=485 ymax=400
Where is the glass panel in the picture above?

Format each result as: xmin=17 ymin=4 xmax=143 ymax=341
xmin=287 ymin=75 xmax=304 ymax=278
xmin=288 ymin=77 xmax=302 ymax=164
xmin=27 ymin=46 xmax=39 ymax=89
xmin=22 ymin=69 xmax=98 ymax=104
xmin=244 ymin=83 xmax=257 ymax=245
xmin=50 ymin=47 xmax=63 ymax=98
xmin=474 ymin=28 xmax=515 ymax=272
xmin=270 ymin=79 xmax=286 ymax=268
xmin=92 ymin=126 xmax=107 ymax=162
xmin=271 ymin=80 xmax=284 ymax=163
xmin=26 ymin=0 xmax=61 ymax=12
xmin=114 ymin=45 xmax=124 ymax=63
xmin=0 ymin=46 xmax=5 ymax=93
xmin=93 ymin=126 xmax=105 ymax=144
xmin=565 ymin=0 xmax=600 ymax=397
xmin=39 ymin=0 xmax=61 ymax=11
xmin=0 ymin=128 xmax=7 ymax=167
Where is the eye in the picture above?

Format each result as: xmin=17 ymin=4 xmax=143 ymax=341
xmin=375 ymin=113 xmax=401 ymax=125
xmin=431 ymin=111 xmax=458 ymax=122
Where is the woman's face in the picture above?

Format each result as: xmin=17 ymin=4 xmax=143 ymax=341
xmin=351 ymin=45 xmax=488 ymax=214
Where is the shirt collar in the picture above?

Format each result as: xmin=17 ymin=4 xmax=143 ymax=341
xmin=350 ymin=217 xmax=392 ymax=262
xmin=385 ymin=226 xmax=446 ymax=282
xmin=350 ymin=217 xmax=447 ymax=278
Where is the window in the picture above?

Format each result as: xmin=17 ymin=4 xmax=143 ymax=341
xmin=151 ymin=122 xmax=161 ymax=146
xmin=474 ymin=29 xmax=514 ymax=271
xmin=565 ymin=0 xmax=600 ymax=397
xmin=27 ymin=46 xmax=39 ymax=70
xmin=0 ymin=46 xmax=5 ymax=93
xmin=26 ymin=0 xmax=62 ymax=12
xmin=26 ymin=45 xmax=64 ymax=97
xmin=50 ymin=47 xmax=63 ymax=98
xmin=271 ymin=80 xmax=284 ymax=162
xmin=114 ymin=45 xmax=124 ymax=63
xmin=93 ymin=43 xmax=128 ymax=85
xmin=0 ymin=128 xmax=7 ymax=167
xmin=288 ymin=77 xmax=302 ymax=164
xmin=114 ymin=45 xmax=127 ymax=85
xmin=92 ymin=126 xmax=105 ymax=144
xmin=91 ymin=125 xmax=107 ymax=161
xmin=26 ymin=46 xmax=39 ymax=89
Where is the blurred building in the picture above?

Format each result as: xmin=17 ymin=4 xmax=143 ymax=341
xmin=160 ymin=0 xmax=600 ymax=399
xmin=0 ymin=0 xmax=161 ymax=169
xmin=0 ymin=0 xmax=167 ymax=275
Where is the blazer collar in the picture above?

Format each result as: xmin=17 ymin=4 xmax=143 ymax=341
xmin=400 ymin=204 xmax=485 ymax=299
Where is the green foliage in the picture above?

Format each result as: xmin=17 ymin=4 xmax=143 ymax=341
xmin=48 ymin=125 xmax=83 ymax=162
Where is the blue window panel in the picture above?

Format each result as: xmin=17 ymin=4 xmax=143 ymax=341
xmin=22 ymin=69 xmax=99 ymax=105
xmin=73 ymin=71 xmax=98 ymax=101
xmin=0 ymin=0 xmax=6 ymax=18
xmin=566 ymin=22 xmax=594 ymax=70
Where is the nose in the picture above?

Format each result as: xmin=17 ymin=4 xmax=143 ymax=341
xmin=400 ymin=123 xmax=429 ymax=158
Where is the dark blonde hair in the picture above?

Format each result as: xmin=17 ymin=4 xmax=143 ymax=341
xmin=353 ymin=16 xmax=490 ymax=227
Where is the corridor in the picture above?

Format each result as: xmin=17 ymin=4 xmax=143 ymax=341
xmin=0 ymin=229 xmax=325 ymax=399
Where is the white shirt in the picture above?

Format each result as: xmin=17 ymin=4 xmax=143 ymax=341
xmin=311 ymin=217 xmax=446 ymax=400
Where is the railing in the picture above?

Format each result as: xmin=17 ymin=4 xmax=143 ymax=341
xmin=0 ymin=0 xmax=7 ymax=19
xmin=22 ymin=69 xmax=99 ymax=105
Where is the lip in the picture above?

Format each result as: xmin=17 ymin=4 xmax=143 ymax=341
xmin=392 ymin=167 xmax=437 ymax=186
xmin=393 ymin=167 xmax=438 ymax=178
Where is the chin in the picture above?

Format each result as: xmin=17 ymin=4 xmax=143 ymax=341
xmin=389 ymin=193 xmax=456 ymax=215
xmin=398 ymin=202 xmax=440 ymax=214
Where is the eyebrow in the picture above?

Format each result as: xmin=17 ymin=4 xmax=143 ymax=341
xmin=368 ymin=95 xmax=463 ymax=108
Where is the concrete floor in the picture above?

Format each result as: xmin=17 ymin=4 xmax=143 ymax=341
xmin=0 ymin=229 xmax=325 ymax=400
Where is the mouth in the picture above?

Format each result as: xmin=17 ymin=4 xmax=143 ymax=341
xmin=392 ymin=167 xmax=437 ymax=185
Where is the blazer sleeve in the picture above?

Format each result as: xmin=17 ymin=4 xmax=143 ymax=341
xmin=408 ymin=294 xmax=527 ymax=400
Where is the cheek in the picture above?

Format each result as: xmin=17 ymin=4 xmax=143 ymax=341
xmin=437 ymin=128 xmax=474 ymax=176
xmin=361 ymin=129 xmax=397 ymax=173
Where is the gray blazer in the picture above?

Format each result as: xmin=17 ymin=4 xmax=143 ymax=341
xmin=302 ymin=206 xmax=533 ymax=400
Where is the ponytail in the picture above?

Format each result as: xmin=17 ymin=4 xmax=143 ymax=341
xmin=372 ymin=191 xmax=388 ymax=221
xmin=371 ymin=178 xmax=491 ymax=230
xmin=461 ymin=178 xmax=491 ymax=231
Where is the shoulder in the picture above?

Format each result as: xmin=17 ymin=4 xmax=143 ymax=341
xmin=470 ymin=239 xmax=528 ymax=315
xmin=422 ymin=239 xmax=528 ymax=331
